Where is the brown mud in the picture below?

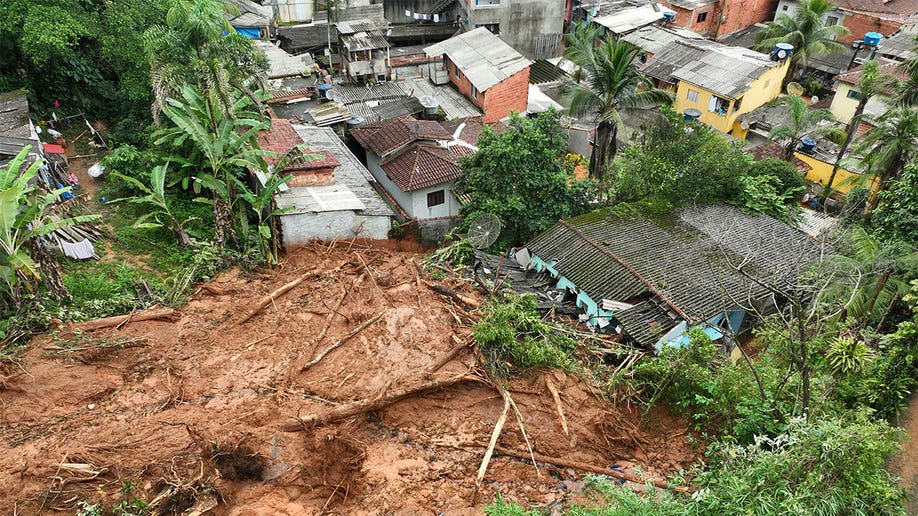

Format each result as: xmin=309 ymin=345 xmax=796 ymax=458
xmin=0 ymin=241 xmax=699 ymax=513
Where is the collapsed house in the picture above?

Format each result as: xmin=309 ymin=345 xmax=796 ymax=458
xmin=512 ymin=205 xmax=823 ymax=350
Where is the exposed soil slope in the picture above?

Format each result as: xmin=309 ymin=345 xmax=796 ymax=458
xmin=0 ymin=242 xmax=699 ymax=513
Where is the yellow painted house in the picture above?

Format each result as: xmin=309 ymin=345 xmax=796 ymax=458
xmin=641 ymin=40 xmax=791 ymax=136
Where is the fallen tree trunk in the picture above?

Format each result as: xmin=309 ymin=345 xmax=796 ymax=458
xmin=301 ymin=311 xmax=384 ymax=371
xmin=427 ymin=338 xmax=474 ymax=373
xmin=426 ymin=283 xmax=481 ymax=308
xmin=492 ymin=446 xmax=686 ymax=491
xmin=281 ymin=374 xmax=476 ymax=431
xmin=71 ymin=308 xmax=178 ymax=332
xmin=236 ymin=274 xmax=313 ymax=325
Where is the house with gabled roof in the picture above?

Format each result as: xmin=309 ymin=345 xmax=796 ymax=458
xmin=641 ymin=39 xmax=791 ymax=136
xmin=424 ymin=28 xmax=532 ymax=123
xmin=350 ymin=116 xmax=484 ymax=241
xmin=254 ymin=116 xmax=395 ymax=244
xmin=520 ymin=205 xmax=822 ymax=350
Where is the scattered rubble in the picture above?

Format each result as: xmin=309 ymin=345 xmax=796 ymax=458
xmin=0 ymin=241 xmax=700 ymax=512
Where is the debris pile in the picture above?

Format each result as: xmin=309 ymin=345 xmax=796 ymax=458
xmin=0 ymin=241 xmax=699 ymax=512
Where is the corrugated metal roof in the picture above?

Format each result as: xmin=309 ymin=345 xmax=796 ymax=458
xmin=292 ymin=125 xmax=395 ymax=217
xmin=424 ymin=28 xmax=533 ymax=92
xmin=336 ymin=20 xmax=384 ymax=35
xmin=255 ymin=41 xmax=314 ymax=78
xmin=622 ymin=25 xmax=704 ymax=56
xmin=593 ymin=5 xmax=664 ymax=35
xmin=527 ymin=205 xmax=822 ymax=346
xmin=226 ymin=0 xmax=272 ymax=27
xmin=879 ymin=31 xmax=917 ymax=61
xmin=332 ymin=82 xmax=406 ymax=104
xmin=341 ymin=32 xmax=389 ymax=52
xmin=641 ymin=40 xmax=779 ymax=99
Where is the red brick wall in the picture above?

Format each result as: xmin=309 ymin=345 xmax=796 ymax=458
xmin=287 ymin=168 xmax=336 ymax=187
xmin=660 ymin=0 xmax=777 ymax=38
xmin=446 ymin=57 xmax=485 ymax=110
xmin=838 ymin=13 xmax=901 ymax=44
xmin=445 ymin=58 xmax=530 ymax=122
xmin=482 ymin=68 xmax=530 ymax=123
xmin=717 ymin=0 xmax=779 ymax=37
xmin=391 ymin=53 xmax=440 ymax=67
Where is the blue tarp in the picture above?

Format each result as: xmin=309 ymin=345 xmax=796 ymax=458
xmin=235 ymin=27 xmax=260 ymax=39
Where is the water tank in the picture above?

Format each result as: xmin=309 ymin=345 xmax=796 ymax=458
xmin=346 ymin=117 xmax=365 ymax=127
xmin=772 ymin=43 xmax=794 ymax=61
xmin=799 ymin=137 xmax=816 ymax=153
xmin=683 ymin=108 xmax=702 ymax=121
xmin=419 ymin=95 xmax=439 ymax=116
xmin=662 ymin=10 xmax=676 ymax=22
xmin=864 ymin=32 xmax=883 ymax=46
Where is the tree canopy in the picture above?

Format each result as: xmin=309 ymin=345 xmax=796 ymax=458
xmin=456 ymin=110 xmax=595 ymax=248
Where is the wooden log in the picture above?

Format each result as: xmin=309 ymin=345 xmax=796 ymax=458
xmin=71 ymin=308 xmax=178 ymax=332
xmin=491 ymin=446 xmax=686 ymax=491
xmin=427 ymin=338 xmax=473 ymax=373
xmin=474 ymin=395 xmax=511 ymax=495
xmin=236 ymin=274 xmax=310 ymax=325
xmin=426 ymin=283 xmax=481 ymax=308
xmin=280 ymin=374 xmax=474 ymax=431
xmin=545 ymin=378 xmax=570 ymax=437
xmin=301 ymin=312 xmax=385 ymax=371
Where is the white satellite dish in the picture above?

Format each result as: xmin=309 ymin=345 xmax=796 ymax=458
xmin=740 ymin=119 xmax=750 ymax=130
xmin=468 ymin=213 xmax=501 ymax=249
xmin=811 ymin=95 xmax=819 ymax=104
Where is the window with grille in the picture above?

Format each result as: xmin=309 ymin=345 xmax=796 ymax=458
xmin=427 ymin=190 xmax=445 ymax=207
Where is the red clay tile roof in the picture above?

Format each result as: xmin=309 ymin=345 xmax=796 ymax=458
xmin=441 ymin=118 xmax=508 ymax=146
xmin=379 ymin=143 xmax=470 ymax=191
xmin=747 ymin=142 xmax=812 ymax=173
xmin=835 ymin=58 xmax=908 ymax=88
xmin=349 ymin=116 xmax=453 ymax=157
xmin=257 ymin=118 xmax=340 ymax=172
xmin=833 ymin=0 xmax=918 ymax=18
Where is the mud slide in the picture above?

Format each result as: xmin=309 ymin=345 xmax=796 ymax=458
xmin=0 ymin=241 xmax=699 ymax=513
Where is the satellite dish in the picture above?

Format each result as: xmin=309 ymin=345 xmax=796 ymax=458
xmin=325 ymin=89 xmax=336 ymax=100
xmin=468 ymin=213 xmax=501 ymax=249
xmin=776 ymin=48 xmax=789 ymax=59
xmin=740 ymin=119 xmax=750 ymax=130
xmin=787 ymin=82 xmax=805 ymax=96
xmin=811 ymin=95 xmax=819 ymax=103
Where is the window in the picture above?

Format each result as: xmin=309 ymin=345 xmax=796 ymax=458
xmin=825 ymin=15 xmax=839 ymax=26
xmin=781 ymin=4 xmax=788 ymax=10
xmin=471 ymin=85 xmax=479 ymax=98
xmin=427 ymin=189 xmax=445 ymax=207
xmin=687 ymin=89 xmax=699 ymax=103
xmin=454 ymin=63 xmax=462 ymax=80
xmin=708 ymin=95 xmax=730 ymax=115
xmin=697 ymin=11 xmax=708 ymax=22
xmin=847 ymin=89 xmax=862 ymax=100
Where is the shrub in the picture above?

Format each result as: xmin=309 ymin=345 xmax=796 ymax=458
xmin=474 ymin=293 xmax=575 ymax=377
xmin=747 ymin=158 xmax=807 ymax=200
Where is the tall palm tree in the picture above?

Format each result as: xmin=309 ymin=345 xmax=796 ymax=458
xmin=897 ymin=34 xmax=918 ymax=106
xmin=754 ymin=0 xmax=849 ymax=86
xmin=563 ymin=30 xmax=674 ymax=180
xmin=768 ymin=94 xmax=835 ymax=161
xmin=143 ymin=0 xmax=268 ymax=121
xmin=853 ymin=106 xmax=918 ymax=214
xmin=824 ymin=60 xmax=901 ymax=200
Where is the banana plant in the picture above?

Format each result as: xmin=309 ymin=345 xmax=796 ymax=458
xmin=110 ymin=164 xmax=196 ymax=247
xmin=0 ymin=147 xmax=99 ymax=303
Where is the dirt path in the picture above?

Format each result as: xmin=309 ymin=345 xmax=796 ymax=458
xmin=0 ymin=242 xmax=699 ymax=513
xmin=889 ymin=391 xmax=918 ymax=515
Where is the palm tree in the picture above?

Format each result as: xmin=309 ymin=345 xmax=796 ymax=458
xmin=768 ymin=94 xmax=835 ymax=161
xmin=824 ymin=60 xmax=901 ymax=200
xmin=897 ymin=34 xmax=918 ymax=106
xmin=853 ymin=106 xmax=918 ymax=214
xmin=143 ymin=0 xmax=268 ymax=121
xmin=154 ymin=85 xmax=271 ymax=248
xmin=563 ymin=30 xmax=674 ymax=180
xmin=0 ymin=148 xmax=98 ymax=305
xmin=754 ymin=0 xmax=849 ymax=86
